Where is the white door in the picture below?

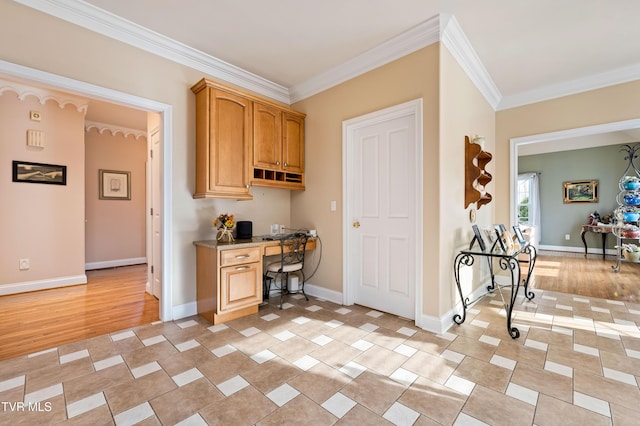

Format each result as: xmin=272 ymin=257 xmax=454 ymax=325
xmin=343 ymin=100 xmax=422 ymax=319
xmin=150 ymin=130 xmax=162 ymax=298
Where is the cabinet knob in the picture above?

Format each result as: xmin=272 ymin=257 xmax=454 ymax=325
xmin=353 ymin=221 xmax=361 ymax=228
xmin=284 ymin=162 xmax=288 ymax=167
xmin=245 ymin=184 xmax=250 ymax=189
xmin=276 ymin=161 xmax=280 ymax=165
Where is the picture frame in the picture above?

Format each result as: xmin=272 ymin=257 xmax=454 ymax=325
xmin=513 ymin=225 xmax=526 ymax=245
xmin=12 ymin=160 xmax=67 ymax=185
xmin=99 ymin=169 xmax=131 ymax=200
xmin=494 ymin=225 xmax=507 ymax=252
xmin=470 ymin=224 xmax=486 ymax=251
xmin=563 ymin=180 xmax=598 ymax=203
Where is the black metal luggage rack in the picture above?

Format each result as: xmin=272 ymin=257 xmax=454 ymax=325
xmin=453 ymin=225 xmax=536 ymax=339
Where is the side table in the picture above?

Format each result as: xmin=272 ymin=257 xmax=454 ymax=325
xmin=580 ymin=224 xmax=613 ymax=260
xmin=453 ymin=243 xmax=536 ymax=338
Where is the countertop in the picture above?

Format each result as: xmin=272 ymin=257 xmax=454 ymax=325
xmin=193 ymin=237 xmax=272 ymax=250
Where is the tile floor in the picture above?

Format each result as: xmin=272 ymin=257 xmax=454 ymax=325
xmin=1 ymin=287 xmax=640 ymax=425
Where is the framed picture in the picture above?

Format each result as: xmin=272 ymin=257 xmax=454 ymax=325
xmin=99 ymin=169 xmax=131 ymax=200
xmin=513 ymin=225 xmax=526 ymax=244
xmin=563 ymin=180 xmax=598 ymax=203
xmin=12 ymin=161 xmax=67 ymax=185
xmin=470 ymin=224 xmax=486 ymax=251
xmin=494 ymin=225 xmax=507 ymax=252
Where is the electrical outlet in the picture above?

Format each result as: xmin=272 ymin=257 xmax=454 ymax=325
xmin=330 ymin=201 xmax=337 ymax=211
xmin=565 ymin=234 xmax=570 ymax=240
xmin=19 ymin=259 xmax=30 ymax=270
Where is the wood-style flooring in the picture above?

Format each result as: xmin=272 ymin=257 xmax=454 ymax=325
xmin=530 ymin=250 xmax=640 ymax=303
xmin=0 ymin=264 xmax=158 ymax=361
xmin=0 ymin=253 xmax=638 ymax=362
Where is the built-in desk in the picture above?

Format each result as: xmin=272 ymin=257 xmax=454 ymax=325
xmin=193 ymin=237 xmax=316 ymax=324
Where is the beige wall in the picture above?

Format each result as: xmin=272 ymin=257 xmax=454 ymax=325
xmin=438 ymin=48 xmax=496 ymax=316
xmin=0 ymin=92 xmax=85 ymax=286
xmin=0 ymin=2 xmax=290 ymax=307
xmin=84 ymin=129 xmax=147 ymax=265
xmin=291 ymin=45 xmax=440 ymax=304
xmin=495 ymin=80 xmax=640 ymax=226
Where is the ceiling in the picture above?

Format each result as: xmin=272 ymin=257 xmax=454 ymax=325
xmin=9 ymin=0 xmax=640 ymax=138
xmin=76 ymin=0 xmax=640 ymax=108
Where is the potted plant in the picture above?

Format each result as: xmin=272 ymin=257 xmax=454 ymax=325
xmin=617 ymin=243 xmax=640 ymax=262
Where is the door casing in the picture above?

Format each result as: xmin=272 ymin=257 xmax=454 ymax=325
xmin=342 ymin=98 xmax=424 ymax=326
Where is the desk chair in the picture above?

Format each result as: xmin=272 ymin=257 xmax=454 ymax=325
xmin=265 ymin=232 xmax=309 ymax=309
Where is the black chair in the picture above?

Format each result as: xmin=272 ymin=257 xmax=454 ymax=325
xmin=265 ymin=232 xmax=309 ymax=309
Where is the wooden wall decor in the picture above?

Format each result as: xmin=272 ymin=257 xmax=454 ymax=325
xmin=464 ymin=135 xmax=492 ymax=209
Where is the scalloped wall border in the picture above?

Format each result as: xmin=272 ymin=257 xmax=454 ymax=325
xmin=0 ymin=78 xmax=88 ymax=114
xmin=85 ymin=120 xmax=147 ymax=141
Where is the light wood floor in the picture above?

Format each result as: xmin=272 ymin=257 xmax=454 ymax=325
xmin=0 ymin=253 xmax=637 ymax=362
xmin=0 ymin=264 xmax=159 ymax=361
xmin=529 ymin=250 xmax=640 ymax=303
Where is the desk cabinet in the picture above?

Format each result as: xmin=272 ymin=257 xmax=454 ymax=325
xmin=196 ymin=245 xmax=262 ymax=324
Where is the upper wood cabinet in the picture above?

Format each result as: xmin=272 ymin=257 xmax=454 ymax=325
xmin=192 ymin=78 xmax=306 ymax=198
xmin=192 ymin=80 xmax=252 ymax=200
xmin=282 ymin=112 xmax=305 ymax=174
xmin=252 ymin=103 xmax=306 ymax=190
xmin=252 ymin=102 xmax=282 ymax=170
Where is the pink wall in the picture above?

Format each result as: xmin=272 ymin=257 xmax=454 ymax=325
xmin=0 ymin=92 xmax=86 ymax=287
xmin=85 ymin=129 xmax=147 ymax=266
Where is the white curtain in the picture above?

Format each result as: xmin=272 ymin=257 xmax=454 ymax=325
xmin=518 ymin=172 xmax=541 ymax=248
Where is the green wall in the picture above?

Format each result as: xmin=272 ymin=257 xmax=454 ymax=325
xmin=518 ymin=144 xmax=630 ymax=250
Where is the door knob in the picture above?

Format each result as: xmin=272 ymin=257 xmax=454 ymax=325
xmin=353 ymin=221 xmax=360 ymax=228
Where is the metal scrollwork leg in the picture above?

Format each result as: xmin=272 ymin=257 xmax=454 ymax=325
xmin=453 ymin=252 xmax=474 ymax=325
xmin=522 ymin=245 xmax=536 ymax=300
xmin=498 ymin=257 xmax=521 ymax=339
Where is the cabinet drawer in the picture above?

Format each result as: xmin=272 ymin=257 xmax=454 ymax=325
xmin=219 ymin=246 xmax=261 ymax=267
xmin=220 ymin=262 xmax=261 ymax=312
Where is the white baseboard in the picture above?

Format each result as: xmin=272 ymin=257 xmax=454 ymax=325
xmin=85 ymin=257 xmax=147 ymax=270
xmin=0 ymin=275 xmax=87 ymax=296
xmin=301 ymin=282 xmax=343 ymax=304
xmin=172 ymin=301 xmax=197 ymax=321
xmin=539 ymin=244 xmax=615 ymax=255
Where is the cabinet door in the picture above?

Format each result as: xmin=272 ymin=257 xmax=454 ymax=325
xmin=219 ymin=262 xmax=261 ymax=312
xmin=253 ymin=102 xmax=282 ymax=169
xmin=207 ymin=88 xmax=252 ymax=197
xmin=282 ymin=112 xmax=305 ymax=173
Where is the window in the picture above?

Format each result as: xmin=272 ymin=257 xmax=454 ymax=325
xmin=517 ymin=177 xmax=531 ymax=224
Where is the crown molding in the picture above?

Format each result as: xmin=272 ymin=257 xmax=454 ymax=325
xmin=440 ymin=15 xmax=501 ymax=110
xmin=0 ymin=77 xmax=88 ymax=113
xmin=498 ymin=62 xmax=640 ymax=110
xmin=85 ymin=120 xmax=147 ymax=140
xmin=289 ymin=16 xmax=441 ymax=103
xmin=14 ymin=0 xmax=290 ymax=104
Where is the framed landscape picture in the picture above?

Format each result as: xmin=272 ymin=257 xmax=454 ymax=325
xmin=99 ymin=169 xmax=131 ymax=200
xmin=563 ymin=180 xmax=598 ymax=203
xmin=12 ymin=161 xmax=67 ymax=185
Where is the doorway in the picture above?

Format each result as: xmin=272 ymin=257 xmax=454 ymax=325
xmin=0 ymin=59 xmax=173 ymax=321
xmin=342 ymin=99 xmax=423 ymax=320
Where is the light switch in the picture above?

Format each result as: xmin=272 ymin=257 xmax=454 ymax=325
xmin=330 ymin=201 xmax=337 ymax=211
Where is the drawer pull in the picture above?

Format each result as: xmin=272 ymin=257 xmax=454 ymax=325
xmin=235 ymin=255 xmax=250 ymax=259
xmin=235 ymin=266 xmax=250 ymax=271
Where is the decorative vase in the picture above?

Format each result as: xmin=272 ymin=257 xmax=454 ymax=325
xmin=623 ymin=177 xmax=640 ymax=190
xmin=623 ymin=211 xmax=640 ymax=222
xmin=217 ymin=227 xmax=234 ymax=243
xmin=623 ymin=250 xmax=640 ymax=262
